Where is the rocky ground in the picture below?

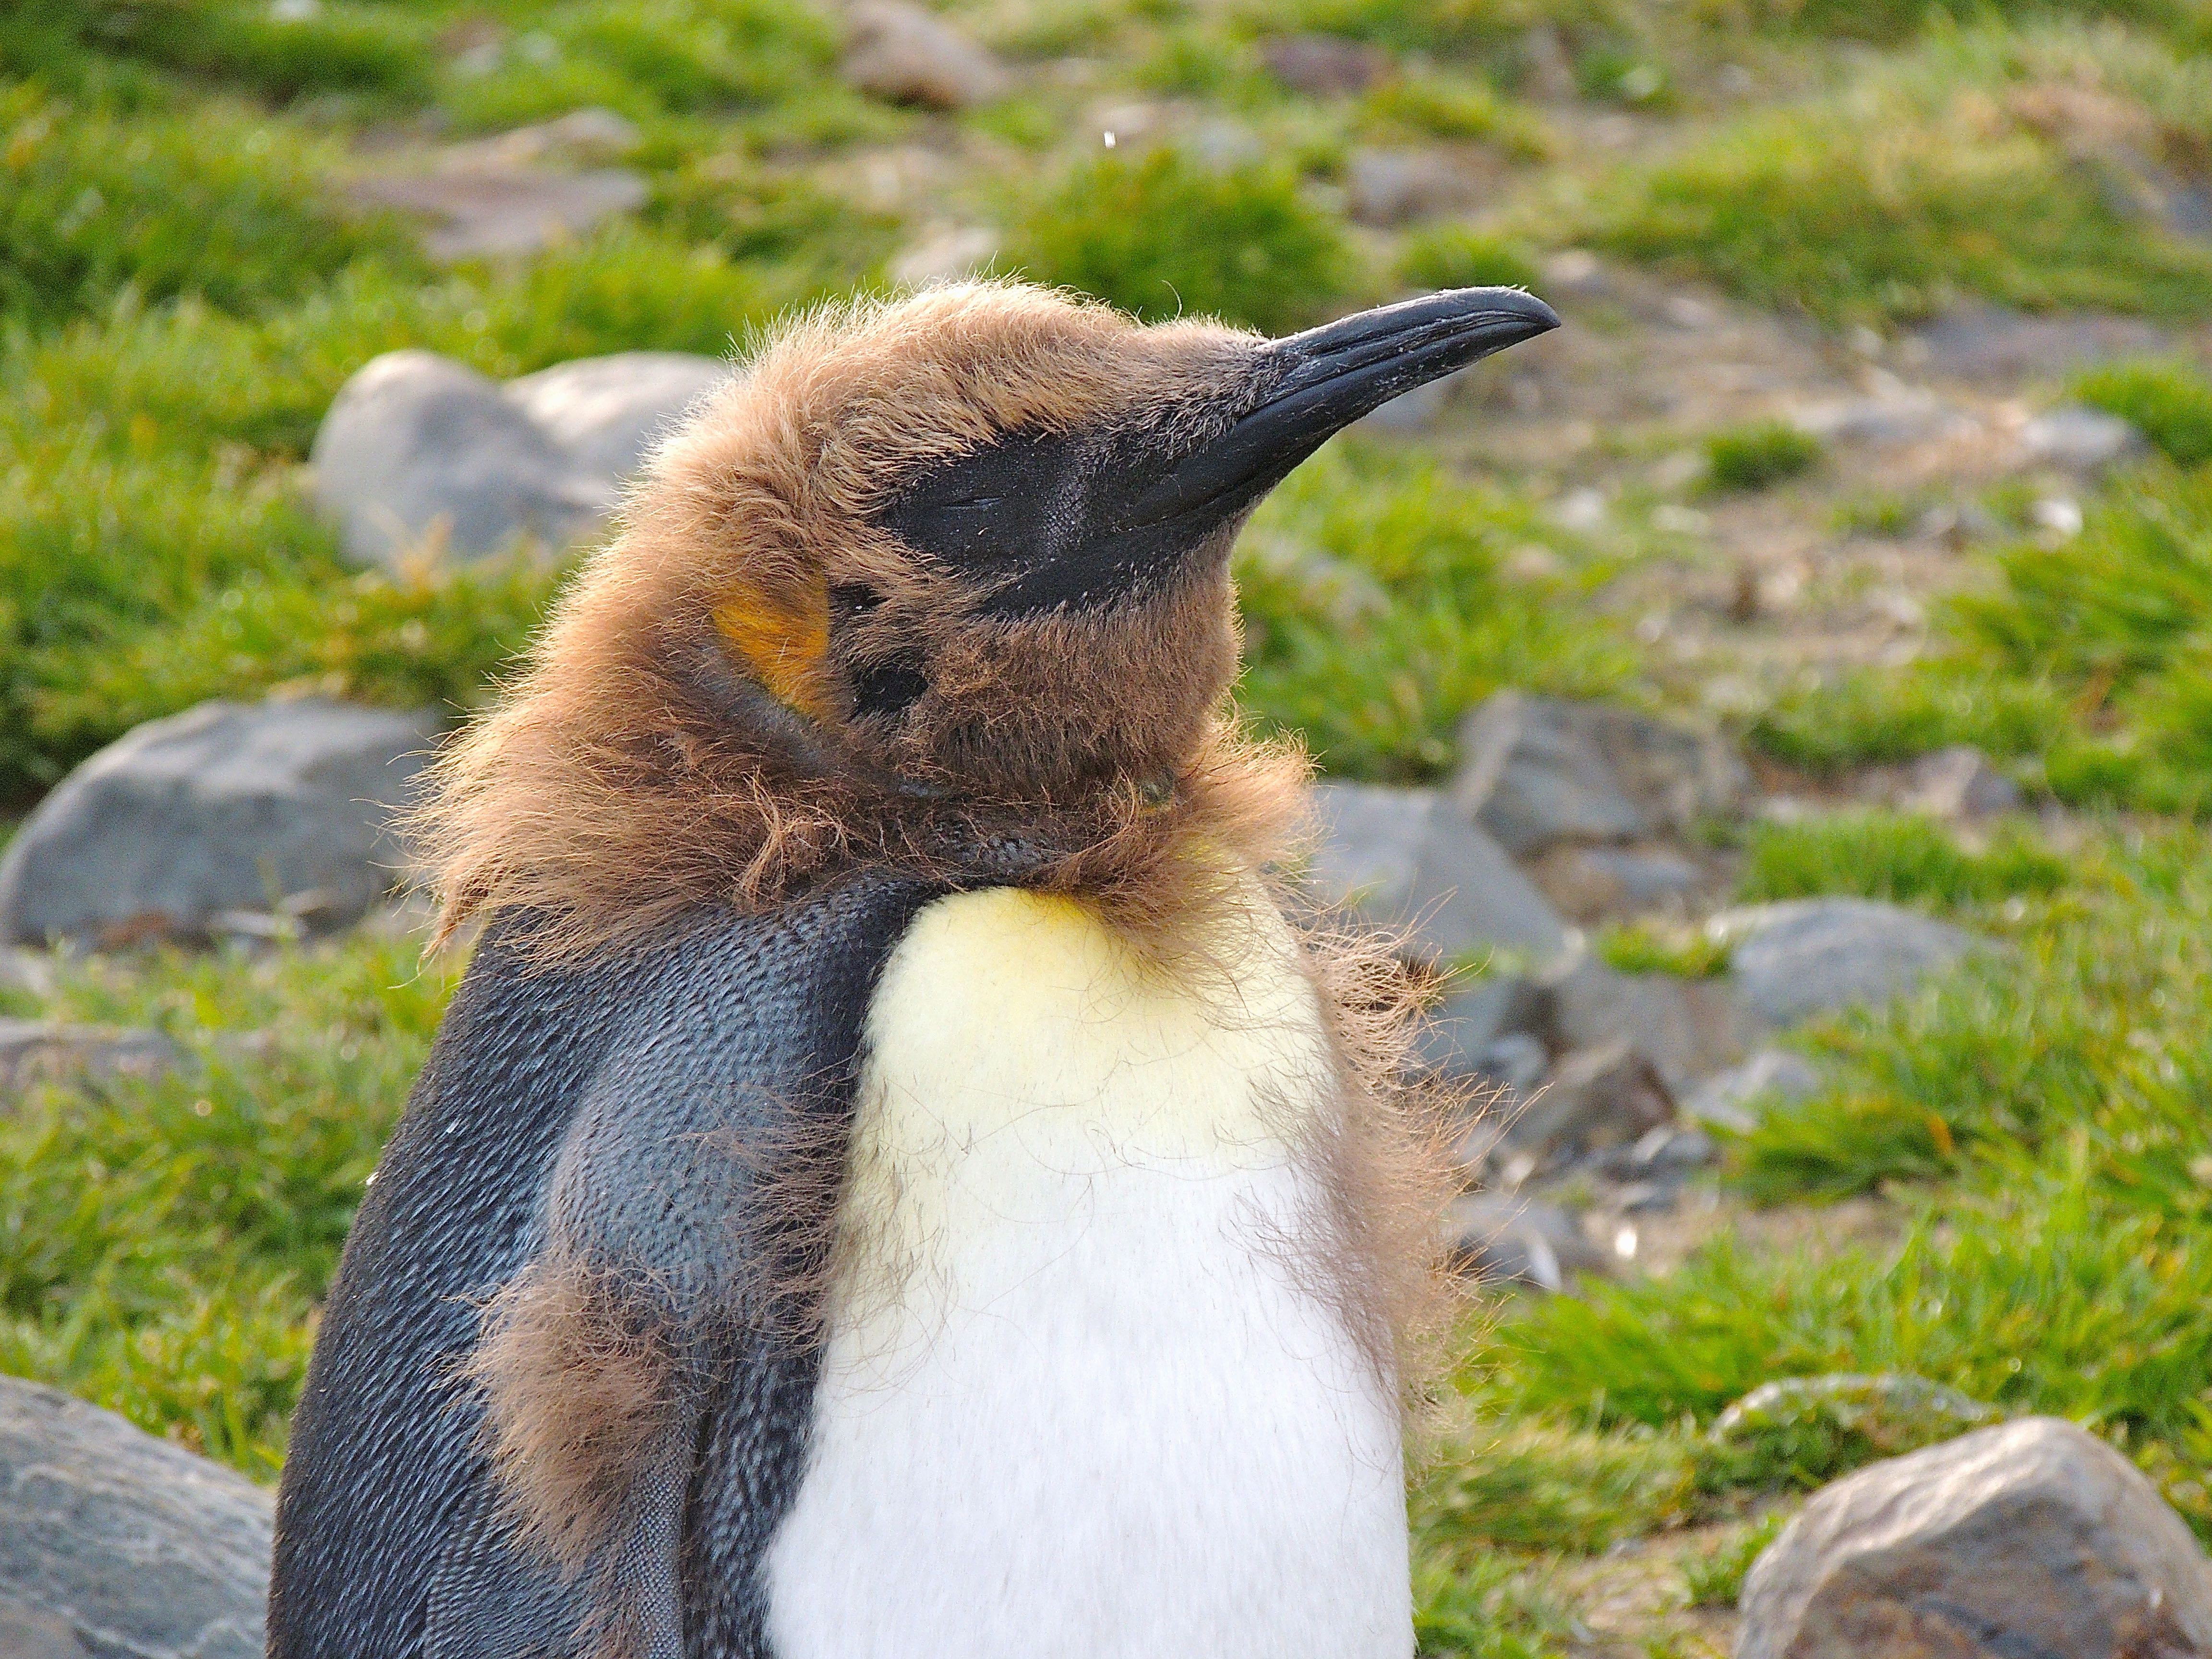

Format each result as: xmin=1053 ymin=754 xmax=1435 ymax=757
xmin=10 ymin=1 xmax=2212 ymax=1654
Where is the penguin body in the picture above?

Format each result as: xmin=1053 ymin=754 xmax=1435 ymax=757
xmin=267 ymin=280 xmax=1559 ymax=1656
xmin=270 ymin=873 xmax=948 ymax=1655
xmin=764 ymin=886 xmax=1408 ymax=1657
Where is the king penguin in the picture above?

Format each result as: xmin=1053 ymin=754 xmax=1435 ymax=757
xmin=266 ymin=279 xmax=1557 ymax=1659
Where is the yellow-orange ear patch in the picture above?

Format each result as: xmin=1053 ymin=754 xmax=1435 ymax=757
xmin=714 ymin=578 xmax=833 ymax=720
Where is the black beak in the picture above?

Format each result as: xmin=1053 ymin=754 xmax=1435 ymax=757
xmin=1119 ymin=287 xmax=1559 ymax=532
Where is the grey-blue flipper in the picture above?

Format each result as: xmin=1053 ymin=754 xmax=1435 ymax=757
xmin=267 ymin=871 xmax=948 ymax=1658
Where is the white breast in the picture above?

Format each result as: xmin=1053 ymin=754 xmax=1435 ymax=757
xmin=761 ymin=886 xmax=1413 ymax=1659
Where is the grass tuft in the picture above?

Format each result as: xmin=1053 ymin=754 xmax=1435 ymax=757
xmin=1010 ymin=146 xmax=1355 ymax=334
xmin=2073 ymin=359 xmax=2212 ymax=468
xmin=1737 ymin=811 xmax=2064 ymax=909
xmin=1703 ymin=421 xmax=1822 ymax=492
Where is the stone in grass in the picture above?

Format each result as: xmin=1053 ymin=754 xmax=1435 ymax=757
xmin=0 ymin=1020 xmax=179 ymax=1095
xmin=1450 ymin=691 xmax=1751 ymax=857
xmin=2017 ymin=404 xmax=2146 ymax=474
xmin=0 ymin=1376 xmax=272 ymax=1659
xmin=1900 ymin=745 xmax=2023 ymax=820
xmin=1502 ymin=1040 xmax=1676 ymax=1168
xmin=1443 ymin=1192 xmax=1610 ymax=1293
xmin=1707 ymin=899 xmax=1980 ymax=1028
xmin=0 ymin=700 xmax=435 ymax=948
xmin=1550 ymin=953 xmax=1765 ymax=1091
xmin=1681 ymin=1047 xmax=1824 ymax=1132
xmin=312 ymin=349 xmax=729 ymax=568
xmin=503 ymin=352 xmax=733 ymax=484
xmin=1306 ymin=783 xmax=1571 ymax=967
xmin=842 ymin=1 xmax=1009 ymax=109
xmin=1737 ymin=1415 xmax=2212 ymax=1659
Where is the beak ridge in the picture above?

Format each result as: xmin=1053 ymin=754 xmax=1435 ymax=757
xmin=1121 ymin=287 xmax=1559 ymax=531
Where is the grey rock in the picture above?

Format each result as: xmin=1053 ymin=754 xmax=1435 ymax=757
xmin=1901 ymin=745 xmax=2023 ymax=819
xmin=1261 ymin=33 xmax=1389 ymax=96
xmin=0 ymin=1021 xmax=179 ymax=1095
xmin=1551 ymin=955 xmax=1763 ymax=1090
xmin=888 ymin=223 xmax=998 ymax=287
xmin=435 ymin=107 xmax=641 ymax=169
xmin=1594 ymin=1122 xmax=1717 ymax=1181
xmin=1306 ymin=783 xmax=1570 ymax=966
xmin=1346 ymin=147 xmax=1477 ymax=226
xmin=1711 ymin=899 xmax=1979 ymax=1026
xmin=1452 ymin=692 xmax=1647 ymax=854
xmin=1415 ymin=974 xmax=1550 ymax=1076
xmin=1450 ymin=692 xmax=1750 ymax=856
xmin=0 ymin=1376 xmax=272 ymax=1659
xmin=843 ymin=1 xmax=1008 ymax=109
xmin=1504 ymin=1039 xmax=1675 ymax=1166
xmin=1682 ymin=1047 xmax=1823 ymax=1131
xmin=0 ymin=700 xmax=434 ymax=948
xmin=1737 ymin=1416 xmax=2212 ymax=1659
xmin=349 ymin=165 xmax=648 ymax=261
xmin=312 ymin=348 xmax=726 ymax=567
xmin=1184 ymin=120 xmax=1266 ymax=172
xmin=2018 ymin=403 xmax=2146 ymax=473
xmin=0 ymin=1596 xmax=88 ymax=1658
xmin=1572 ymin=846 xmax=1705 ymax=906
xmin=1791 ymin=392 xmax=1971 ymax=448
xmin=505 ymin=352 xmax=731 ymax=482
xmin=312 ymin=350 xmax=607 ymax=565
xmin=1907 ymin=304 xmax=2170 ymax=383
xmin=1443 ymin=1192 xmax=1608 ymax=1292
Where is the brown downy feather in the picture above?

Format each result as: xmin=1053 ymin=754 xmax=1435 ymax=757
xmin=423 ymin=283 xmax=1470 ymax=1582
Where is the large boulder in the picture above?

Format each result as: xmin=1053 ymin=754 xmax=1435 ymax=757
xmin=311 ymin=349 xmax=730 ymax=568
xmin=0 ymin=1377 xmax=272 ymax=1659
xmin=0 ymin=700 xmax=435 ymax=948
xmin=1709 ymin=899 xmax=1980 ymax=1026
xmin=1737 ymin=1416 xmax=2212 ymax=1659
xmin=1449 ymin=692 xmax=1750 ymax=857
xmin=1306 ymin=783 xmax=1571 ymax=966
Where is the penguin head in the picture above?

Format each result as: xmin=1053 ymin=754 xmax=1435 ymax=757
xmin=633 ymin=280 xmax=1558 ymax=802
xmin=420 ymin=281 xmax=1556 ymax=943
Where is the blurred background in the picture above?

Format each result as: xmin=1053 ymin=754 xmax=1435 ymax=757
xmin=6 ymin=2 xmax=2212 ymax=1655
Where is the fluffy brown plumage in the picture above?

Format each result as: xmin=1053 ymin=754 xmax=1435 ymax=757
xmin=409 ymin=281 xmax=1306 ymax=963
xmin=419 ymin=286 xmax=1472 ymax=1568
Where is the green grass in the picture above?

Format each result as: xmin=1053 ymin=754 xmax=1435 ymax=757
xmin=1235 ymin=441 xmax=1641 ymax=777
xmin=1010 ymin=146 xmax=1356 ymax=334
xmin=1755 ymin=462 xmax=2212 ymax=812
xmin=0 ymin=230 xmax=814 ymax=799
xmin=1735 ymin=826 xmax=2212 ymax=1198
xmin=1737 ymin=811 xmax=2064 ymax=908
xmin=1679 ymin=1513 xmax=1785 ymax=1607
xmin=1704 ymin=421 xmax=1822 ymax=492
xmin=1595 ymin=919 xmax=1732 ymax=976
xmin=0 ymin=84 xmax=419 ymax=328
xmin=0 ymin=931 xmax=457 ymax=1475
xmin=2073 ymin=359 xmax=2212 ymax=469
xmin=1583 ymin=85 xmax=2212 ymax=324
xmin=1395 ymin=228 xmax=1541 ymax=295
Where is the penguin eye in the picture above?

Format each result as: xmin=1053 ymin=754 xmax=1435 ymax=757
xmin=850 ymin=653 xmax=929 ymax=721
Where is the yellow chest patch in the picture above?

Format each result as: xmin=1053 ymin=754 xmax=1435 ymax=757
xmin=831 ymin=884 xmax=1338 ymax=1320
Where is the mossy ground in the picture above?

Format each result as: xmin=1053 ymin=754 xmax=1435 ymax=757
xmin=8 ymin=0 xmax=2212 ymax=1653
